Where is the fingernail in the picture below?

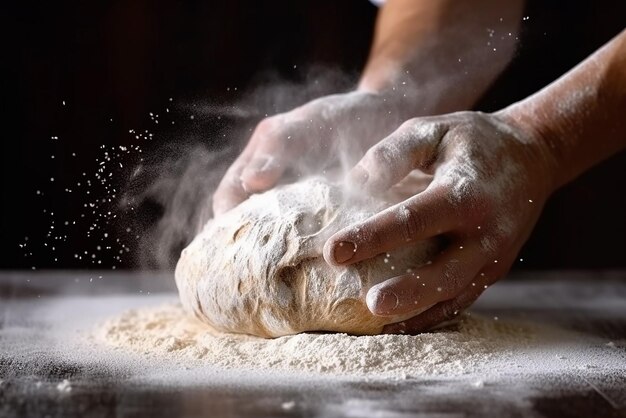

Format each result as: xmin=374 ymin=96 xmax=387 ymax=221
xmin=333 ymin=241 xmax=356 ymax=263
xmin=366 ymin=289 xmax=399 ymax=315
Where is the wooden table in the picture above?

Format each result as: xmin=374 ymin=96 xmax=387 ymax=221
xmin=1 ymin=270 xmax=625 ymax=418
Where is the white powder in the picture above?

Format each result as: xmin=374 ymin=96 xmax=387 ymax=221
xmin=56 ymin=379 xmax=72 ymax=393
xmin=95 ymin=303 xmax=535 ymax=379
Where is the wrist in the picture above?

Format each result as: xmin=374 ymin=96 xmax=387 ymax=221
xmin=495 ymin=104 xmax=564 ymax=195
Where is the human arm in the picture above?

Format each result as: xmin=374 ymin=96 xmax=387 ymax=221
xmin=360 ymin=0 xmax=524 ymax=112
xmin=502 ymin=28 xmax=626 ymax=190
xmin=323 ymin=29 xmax=626 ymax=333
xmin=212 ymin=0 xmax=525 ymax=215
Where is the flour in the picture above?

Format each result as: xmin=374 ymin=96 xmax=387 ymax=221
xmin=56 ymin=379 xmax=72 ymax=393
xmin=96 ymin=303 xmax=535 ymax=379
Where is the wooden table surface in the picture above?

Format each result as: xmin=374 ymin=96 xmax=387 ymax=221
xmin=1 ymin=270 xmax=625 ymax=418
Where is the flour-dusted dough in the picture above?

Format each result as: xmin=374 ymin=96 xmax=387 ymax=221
xmin=175 ymin=177 xmax=439 ymax=337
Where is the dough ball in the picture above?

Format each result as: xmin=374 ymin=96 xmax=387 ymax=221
xmin=175 ymin=177 xmax=439 ymax=337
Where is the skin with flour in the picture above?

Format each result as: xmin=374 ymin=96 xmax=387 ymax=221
xmin=325 ymin=29 xmax=626 ymax=333
xmin=212 ymin=0 xmax=525 ymax=215
xmin=212 ymin=0 xmax=626 ymax=332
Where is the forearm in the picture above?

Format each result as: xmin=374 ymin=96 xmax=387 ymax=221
xmin=359 ymin=0 xmax=524 ymax=116
xmin=501 ymin=29 xmax=626 ymax=190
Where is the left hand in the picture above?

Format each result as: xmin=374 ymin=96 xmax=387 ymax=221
xmin=323 ymin=110 xmax=557 ymax=333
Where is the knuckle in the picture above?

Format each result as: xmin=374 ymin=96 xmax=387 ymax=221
xmin=368 ymin=144 xmax=393 ymax=166
xmin=399 ymin=205 xmax=427 ymax=242
xmin=400 ymin=117 xmax=447 ymax=141
xmin=255 ymin=117 xmax=273 ymax=134
xmin=396 ymin=119 xmax=430 ymax=145
xmin=361 ymin=222 xmax=385 ymax=256
xmin=442 ymin=176 xmax=491 ymax=221
xmin=399 ymin=117 xmax=424 ymax=133
xmin=439 ymin=259 xmax=466 ymax=295
xmin=254 ymin=117 xmax=282 ymax=141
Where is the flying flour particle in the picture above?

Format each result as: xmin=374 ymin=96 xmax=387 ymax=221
xmin=56 ymin=379 xmax=72 ymax=393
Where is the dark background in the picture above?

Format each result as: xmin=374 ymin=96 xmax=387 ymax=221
xmin=2 ymin=0 xmax=625 ymax=270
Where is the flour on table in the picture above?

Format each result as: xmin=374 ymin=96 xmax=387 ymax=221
xmin=96 ymin=303 xmax=535 ymax=378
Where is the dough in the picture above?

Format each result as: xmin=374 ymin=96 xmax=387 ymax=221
xmin=175 ymin=177 xmax=439 ymax=338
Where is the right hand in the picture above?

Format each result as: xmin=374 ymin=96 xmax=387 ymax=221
xmin=322 ymin=110 xmax=557 ymax=333
xmin=212 ymin=91 xmax=411 ymax=215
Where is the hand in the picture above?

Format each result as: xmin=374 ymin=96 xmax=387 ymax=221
xmin=323 ymin=110 xmax=557 ymax=333
xmin=212 ymin=91 xmax=412 ymax=215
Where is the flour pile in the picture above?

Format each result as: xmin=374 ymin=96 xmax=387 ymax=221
xmin=96 ymin=303 xmax=534 ymax=378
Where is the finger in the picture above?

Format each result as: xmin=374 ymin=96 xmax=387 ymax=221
xmin=382 ymin=285 xmax=482 ymax=335
xmin=385 ymin=170 xmax=434 ymax=202
xmin=213 ymin=116 xmax=295 ymax=214
xmin=384 ymin=251 xmax=517 ymax=334
xmin=239 ymin=154 xmax=286 ymax=193
xmin=212 ymin=157 xmax=253 ymax=216
xmin=212 ymin=134 xmax=262 ymax=215
xmin=365 ymin=239 xmax=489 ymax=317
xmin=239 ymin=118 xmax=306 ymax=194
xmin=323 ymin=182 xmax=456 ymax=266
xmin=348 ymin=119 xmax=447 ymax=194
